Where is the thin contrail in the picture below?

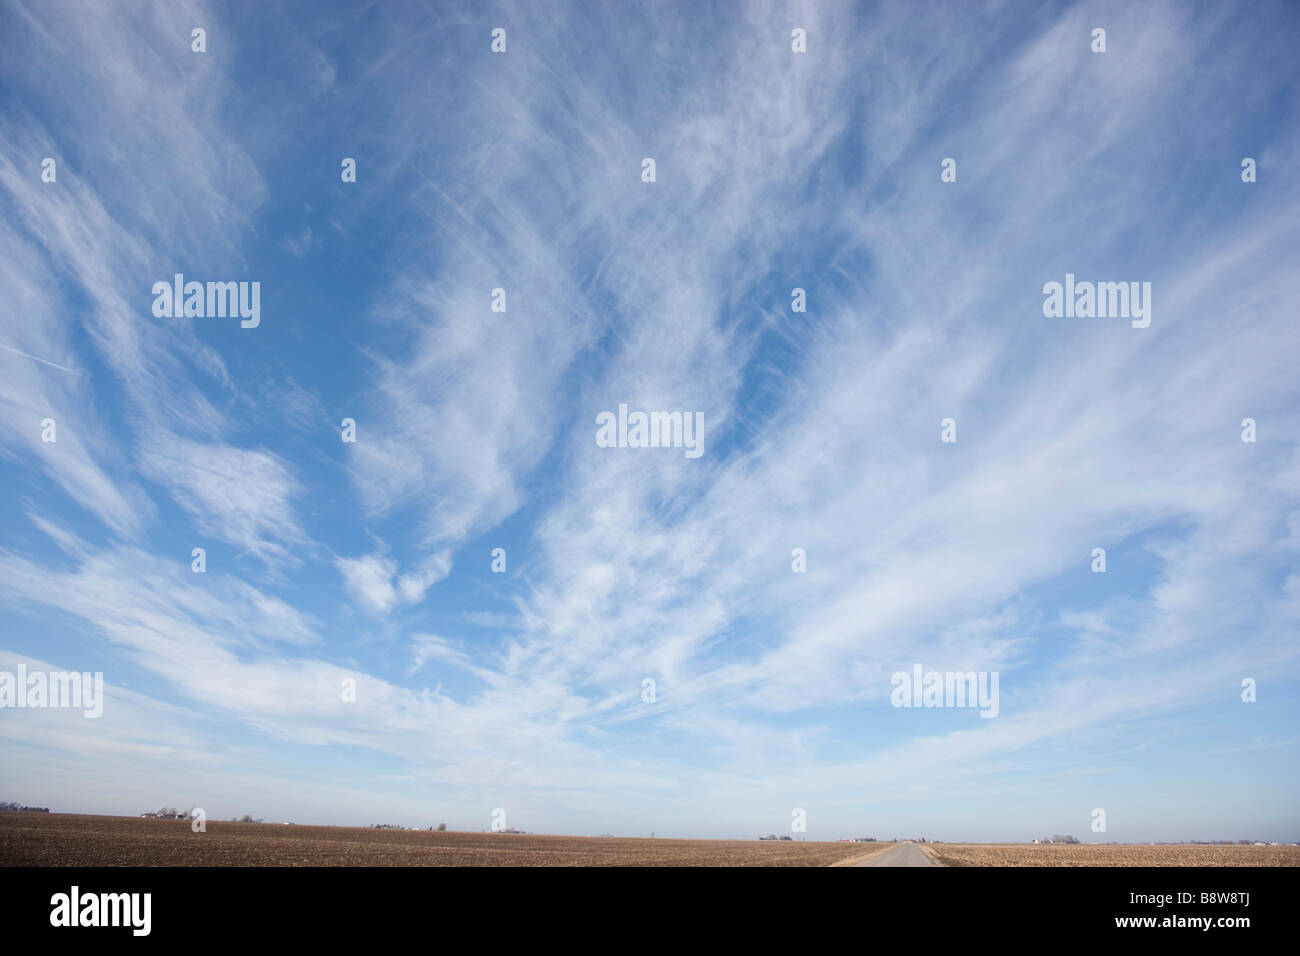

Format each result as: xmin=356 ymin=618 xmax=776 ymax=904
xmin=0 ymin=342 xmax=79 ymax=375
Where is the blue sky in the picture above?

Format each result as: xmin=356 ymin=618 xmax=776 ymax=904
xmin=1 ymin=0 xmax=1298 ymax=842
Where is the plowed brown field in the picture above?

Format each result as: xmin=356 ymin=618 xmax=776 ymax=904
xmin=0 ymin=812 xmax=880 ymax=866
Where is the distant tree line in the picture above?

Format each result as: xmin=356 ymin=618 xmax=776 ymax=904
xmin=146 ymin=807 xmax=187 ymax=819
xmin=0 ymin=802 xmax=50 ymax=812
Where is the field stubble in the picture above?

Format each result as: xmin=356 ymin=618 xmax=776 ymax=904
xmin=928 ymin=842 xmax=1300 ymax=867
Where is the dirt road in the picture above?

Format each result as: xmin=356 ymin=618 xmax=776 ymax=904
xmin=853 ymin=843 xmax=941 ymax=867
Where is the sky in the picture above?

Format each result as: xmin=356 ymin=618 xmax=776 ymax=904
xmin=0 ymin=0 xmax=1297 ymax=843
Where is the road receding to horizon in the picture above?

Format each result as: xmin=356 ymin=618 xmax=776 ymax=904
xmin=853 ymin=843 xmax=942 ymax=867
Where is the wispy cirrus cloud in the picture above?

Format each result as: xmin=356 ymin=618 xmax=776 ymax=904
xmin=1 ymin=0 xmax=1297 ymax=840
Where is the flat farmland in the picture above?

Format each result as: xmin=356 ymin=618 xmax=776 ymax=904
xmin=928 ymin=843 xmax=1300 ymax=867
xmin=6 ymin=815 xmax=1295 ymax=866
xmin=0 ymin=813 xmax=885 ymax=867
